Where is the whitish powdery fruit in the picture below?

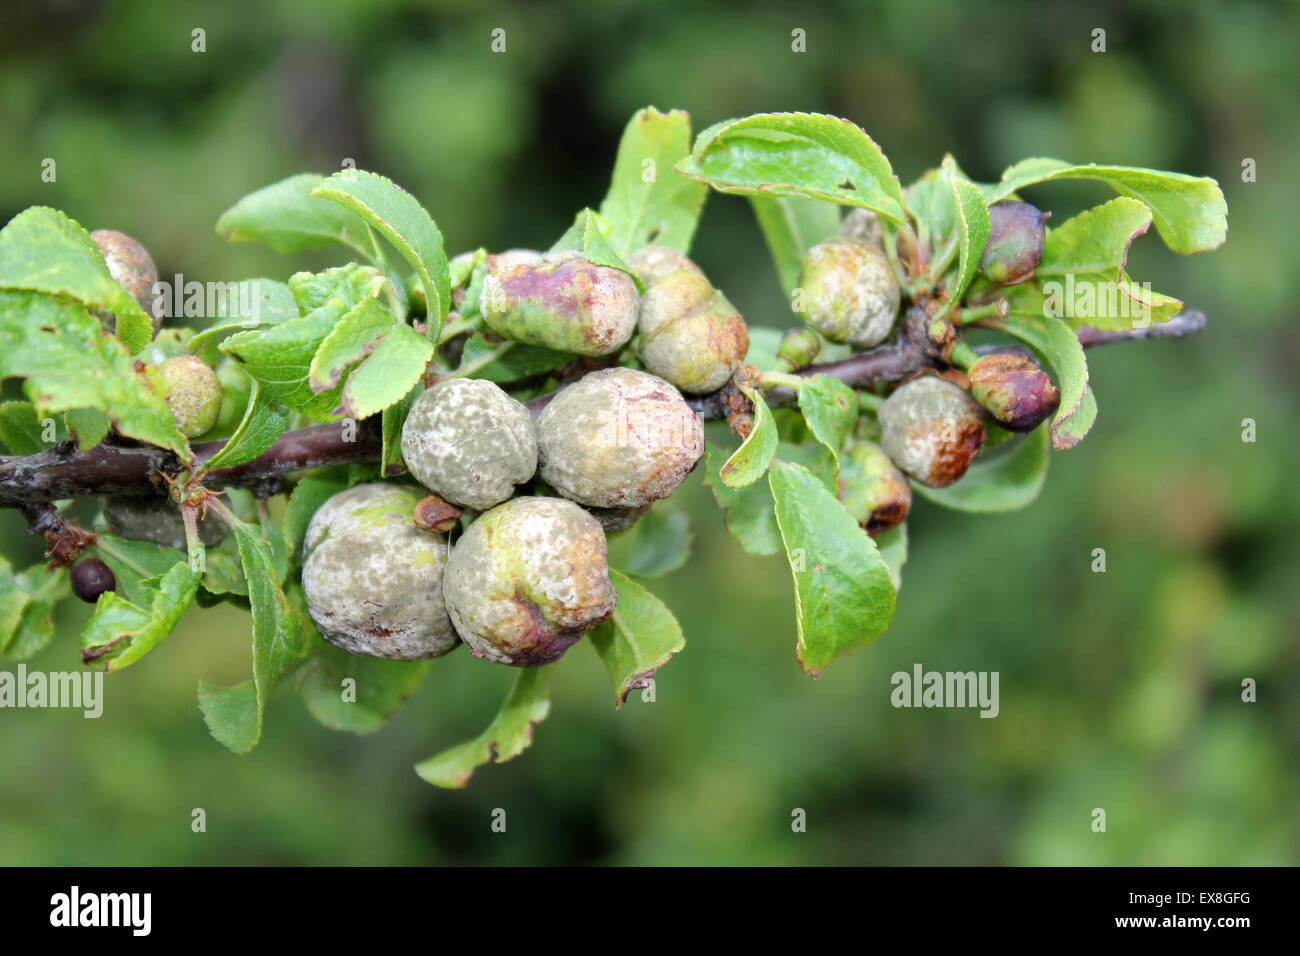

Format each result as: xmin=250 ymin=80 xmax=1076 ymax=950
xmin=536 ymin=367 xmax=705 ymax=508
xmin=442 ymin=496 xmax=617 ymax=666
xmin=400 ymin=378 xmax=537 ymax=510
xmin=301 ymin=483 xmax=458 ymax=661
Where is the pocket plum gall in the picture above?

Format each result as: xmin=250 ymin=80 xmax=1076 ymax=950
xmin=301 ymin=483 xmax=459 ymax=661
xmin=837 ymin=440 xmax=912 ymax=535
xmin=90 ymin=229 xmax=162 ymax=335
xmin=536 ymin=367 xmax=705 ymax=509
xmin=159 ymin=355 xmax=222 ymax=438
xmin=797 ymin=237 xmax=901 ymax=348
xmin=636 ymin=269 xmax=749 ymax=394
xmin=443 ymin=496 xmax=617 ymax=666
xmin=624 ymin=244 xmax=703 ymax=287
xmin=879 ymin=375 xmax=986 ymax=487
xmin=481 ymin=251 xmax=638 ymax=357
xmin=967 ymin=353 xmax=1060 ymax=432
xmin=400 ymin=378 xmax=538 ymax=511
xmin=980 ymin=201 xmax=1048 ymax=285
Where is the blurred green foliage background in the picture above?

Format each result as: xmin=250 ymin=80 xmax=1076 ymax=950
xmin=1 ymin=0 xmax=1297 ymax=865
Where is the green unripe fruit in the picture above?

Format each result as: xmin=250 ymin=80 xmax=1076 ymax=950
xmin=537 ymin=367 xmax=705 ymax=508
xmin=967 ymin=353 xmax=1060 ymax=432
xmin=91 ymin=229 xmax=162 ymax=336
xmin=159 ymin=355 xmax=221 ymax=438
xmin=837 ymin=441 xmax=912 ymax=535
xmin=776 ymin=327 xmax=824 ymax=371
xmin=101 ymin=495 xmax=228 ymax=550
xmin=980 ymin=201 xmax=1048 ymax=285
xmin=301 ymin=483 xmax=458 ymax=661
xmin=636 ymin=269 xmax=749 ymax=394
xmin=482 ymin=251 xmax=638 ymax=357
xmin=400 ymin=378 xmax=537 ymax=510
xmin=879 ymin=376 xmax=986 ymax=488
xmin=443 ymin=496 xmax=616 ymax=666
xmin=624 ymin=245 xmax=703 ymax=287
xmin=797 ymin=237 xmax=900 ymax=348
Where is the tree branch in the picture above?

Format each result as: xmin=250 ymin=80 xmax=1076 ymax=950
xmin=0 ymin=311 xmax=1208 ymax=510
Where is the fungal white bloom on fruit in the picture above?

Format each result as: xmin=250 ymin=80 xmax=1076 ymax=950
xmin=442 ymin=496 xmax=616 ymax=667
xmin=798 ymin=237 xmax=901 ymax=348
xmin=878 ymin=376 xmax=986 ymax=488
xmin=536 ymin=367 xmax=705 ymax=508
xmin=301 ymin=483 xmax=458 ymax=661
xmin=400 ymin=378 xmax=537 ymax=511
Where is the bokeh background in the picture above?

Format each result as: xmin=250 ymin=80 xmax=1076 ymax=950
xmin=1 ymin=0 xmax=1296 ymax=865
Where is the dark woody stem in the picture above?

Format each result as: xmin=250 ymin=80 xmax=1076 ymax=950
xmin=0 ymin=311 xmax=1206 ymax=513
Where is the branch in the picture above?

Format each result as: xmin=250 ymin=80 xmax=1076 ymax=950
xmin=0 ymin=311 xmax=1208 ymax=509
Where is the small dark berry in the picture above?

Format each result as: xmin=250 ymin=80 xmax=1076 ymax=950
xmin=71 ymin=558 xmax=116 ymax=603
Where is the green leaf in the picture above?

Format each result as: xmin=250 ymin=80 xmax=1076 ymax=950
xmin=289 ymin=263 xmax=388 ymax=316
xmin=198 ymin=381 xmax=290 ymax=472
xmin=914 ymin=426 xmax=1050 ymax=513
xmin=719 ymin=383 xmax=778 ymax=488
xmin=202 ymin=520 xmax=312 ymax=754
xmin=0 ymin=291 xmax=189 ymax=458
xmin=197 ymin=680 xmax=261 ymax=754
xmin=941 ymin=159 xmax=991 ymax=309
xmin=221 ymin=300 xmax=350 ymax=422
xmin=340 ymin=322 xmax=433 ymax=420
xmin=283 ymin=474 xmax=351 ymax=560
xmin=91 ymin=534 xmax=184 ymax=607
xmin=797 ymin=374 xmax=857 ymax=467
xmin=989 ymin=314 xmax=1093 ymax=450
xmin=768 ymin=459 xmax=896 ymax=677
xmin=380 ymin=385 xmax=419 ymax=478
xmin=981 ymin=158 xmax=1227 ymax=254
xmin=599 ymin=107 xmax=709 ymax=257
xmin=677 ymin=112 xmax=907 ymax=226
xmin=187 ymin=279 xmax=299 ymax=353
xmin=749 ymin=195 xmax=843 ymax=296
xmin=64 ymin=408 xmax=110 ymax=450
xmin=0 ymin=562 xmax=70 ymax=660
xmin=0 ymin=401 xmax=53 ymax=454
xmin=215 ymin=173 xmax=374 ymax=257
xmin=548 ymin=209 xmax=643 ymax=291
xmin=874 ymin=524 xmax=908 ymax=593
xmin=312 ymin=170 xmax=451 ymax=334
xmin=299 ymin=645 xmax=431 ymax=734
xmin=606 ymin=503 xmax=692 ymax=577
xmin=415 ymin=666 xmax=553 ymax=789
xmin=1037 ymin=197 xmax=1183 ymax=330
xmin=703 ymin=445 xmax=782 ymax=556
xmin=588 ymin=569 xmax=685 ymax=706
xmin=458 ymin=333 xmax=574 ymax=383
xmin=79 ymin=562 xmax=201 ymax=671
xmin=308 ymin=297 xmax=398 ymax=393
xmin=0 ymin=206 xmax=153 ymax=353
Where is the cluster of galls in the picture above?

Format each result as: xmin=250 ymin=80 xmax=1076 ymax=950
xmin=794 ymin=202 xmax=1058 ymax=537
xmin=303 ymin=245 xmax=732 ymax=668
